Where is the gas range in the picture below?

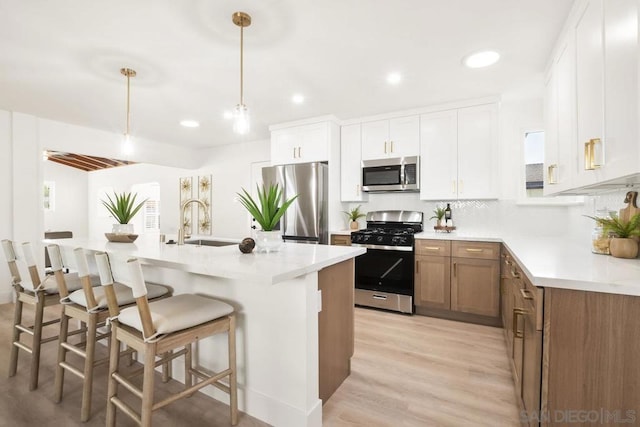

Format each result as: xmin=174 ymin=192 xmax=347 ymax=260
xmin=350 ymin=211 xmax=423 ymax=251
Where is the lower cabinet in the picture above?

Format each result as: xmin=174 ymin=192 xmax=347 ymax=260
xmin=330 ymin=234 xmax=351 ymax=246
xmin=415 ymin=239 xmax=500 ymax=325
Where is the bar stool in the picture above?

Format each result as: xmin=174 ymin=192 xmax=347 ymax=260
xmin=95 ymin=253 xmax=238 ymax=427
xmin=1 ymin=239 xmax=93 ymax=390
xmin=47 ymin=245 xmax=171 ymax=422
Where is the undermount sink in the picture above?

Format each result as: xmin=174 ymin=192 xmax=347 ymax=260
xmin=184 ymin=239 xmax=237 ymax=247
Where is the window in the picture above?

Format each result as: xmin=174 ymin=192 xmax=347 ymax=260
xmin=130 ymin=182 xmax=161 ymax=234
xmin=524 ymin=131 xmax=544 ymax=198
xmin=144 ymin=199 xmax=160 ymax=231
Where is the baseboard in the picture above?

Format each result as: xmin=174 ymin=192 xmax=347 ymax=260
xmin=0 ymin=289 xmax=13 ymax=304
xmin=415 ymin=306 xmax=502 ymax=327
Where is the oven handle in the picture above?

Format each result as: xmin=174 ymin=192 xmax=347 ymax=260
xmin=372 ymin=294 xmax=388 ymax=300
xmin=351 ymin=243 xmax=413 ymax=252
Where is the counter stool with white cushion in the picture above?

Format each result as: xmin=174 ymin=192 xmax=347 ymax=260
xmin=47 ymin=245 xmax=171 ymax=422
xmin=1 ymin=239 xmax=94 ymax=391
xmin=95 ymin=254 xmax=238 ymax=427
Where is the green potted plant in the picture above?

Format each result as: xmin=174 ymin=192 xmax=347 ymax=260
xmin=430 ymin=207 xmax=446 ymax=228
xmin=586 ymin=213 xmax=640 ymax=258
xmin=102 ymin=191 xmax=147 ymax=235
xmin=343 ymin=205 xmax=366 ymax=230
xmin=237 ymin=183 xmax=298 ymax=252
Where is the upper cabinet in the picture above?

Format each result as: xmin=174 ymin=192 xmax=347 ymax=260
xmin=544 ymin=0 xmax=639 ymax=193
xmin=271 ymin=120 xmax=338 ymax=165
xmin=340 ymin=124 xmax=368 ymax=202
xmin=420 ymin=104 xmax=498 ymax=200
xmin=361 ymin=116 xmax=419 ymax=161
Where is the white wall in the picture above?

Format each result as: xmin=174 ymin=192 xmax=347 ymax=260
xmin=0 ymin=110 xmax=13 ymax=302
xmin=43 ymin=161 xmax=89 ymax=237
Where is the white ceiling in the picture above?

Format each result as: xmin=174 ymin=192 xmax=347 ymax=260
xmin=0 ymin=0 xmax=573 ymax=149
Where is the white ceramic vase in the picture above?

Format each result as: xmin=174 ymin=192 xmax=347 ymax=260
xmin=255 ymin=230 xmax=282 ymax=253
xmin=112 ymin=223 xmax=134 ymax=234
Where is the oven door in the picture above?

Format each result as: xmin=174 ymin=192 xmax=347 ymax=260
xmin=362 ymin=164 xmax=403 ymax=192
xmin=355 ymin=248 xmax=414 ymax=295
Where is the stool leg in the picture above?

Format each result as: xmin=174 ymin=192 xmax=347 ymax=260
xmin=80 ymin=315 xmax=97 ymax=422
xmin=141 ymin=344 xmax=156 ymax=427
xmin=106 ymin=327 xmax=120 ymax=427
xmin=184 ymin=344 xmax=192 ymax=390
xmin=8 ymin=297 xmax=23 ymax=378
xmin=29 ymin=292 xmax=46 ymax=391
xmin=54 ymin=310 xmax=70 ymax=403
xmin=228 ymin=314 xmax=238 ymax=426
xmin=161 ymin=351 xmax=172 ymax=383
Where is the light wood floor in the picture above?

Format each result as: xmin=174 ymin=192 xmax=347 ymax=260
xmin=0 ymin=303 xmax=519 ymax=426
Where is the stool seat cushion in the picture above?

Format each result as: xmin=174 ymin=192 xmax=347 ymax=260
xmin=118 ymin=294 xmax=234 ymax=337
xmin=68 ymin=282 xmax=170 ymax=309
xmin=24 ymin=273 xmax=100 ymax=295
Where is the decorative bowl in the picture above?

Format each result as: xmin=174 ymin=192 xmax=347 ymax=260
xmin=105 ymin=233 xmax=138 ymax=243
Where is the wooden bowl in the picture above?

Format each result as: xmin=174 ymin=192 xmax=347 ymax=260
xmin=105 ymin=233 xmax=138 ymax=243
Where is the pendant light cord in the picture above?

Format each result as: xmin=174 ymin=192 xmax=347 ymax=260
xmin=240 ymin=24 xmax=244 ymax=106
xmin=126 ymin=73 xmax=131 ymax=135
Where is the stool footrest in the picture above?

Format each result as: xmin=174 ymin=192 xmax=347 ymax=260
xmin=15 ymin=324 xmax=34 ymax=335
xmin=40 ymin=335 xmax=59 ymax=345
xmin=110 ymin=396 xmax=141 ymax=425
xmin=67 ymin=327 xmax=88 ymax=337
xmin=41 ymin=318 xmax=61 ymax=327
xmin=153 ymin=368 xmax=232 ymax=411
xmin=59 ymin=361 xmax=84 ymax=379
xmin=112 ymin=372 xmax=143 ymax=398
xmin=13 ymin=341 xmax=32 ymax=354
xmin=61 ymin=342 xmax=86 ymax=358
xmin=190 ymin=368 xmax=231 ymax=394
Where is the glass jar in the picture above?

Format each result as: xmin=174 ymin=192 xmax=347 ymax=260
xmin=591 ymin=224 xmax=611 ymax=255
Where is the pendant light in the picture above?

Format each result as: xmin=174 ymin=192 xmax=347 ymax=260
xmin=120 ymin=67 xmax=136 ymax=155
xmin=232 ymin=11 xmax=251 ymax=135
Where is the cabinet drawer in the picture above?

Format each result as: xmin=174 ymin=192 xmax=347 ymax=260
xmin=415 ymin=239 xmax=451 ymax=256
xmin=330 ymin=235 xmax=351 ymax=246
xmin=452 ymin=241 xmax=499 ymax=260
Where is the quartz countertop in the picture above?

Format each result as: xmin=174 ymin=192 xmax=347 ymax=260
xmin=415 ymin=231 xmax=640 ymax=296
xmin=46 ymin=237 xmax=366 ymax=285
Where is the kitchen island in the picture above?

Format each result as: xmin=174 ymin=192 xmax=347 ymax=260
xmin=46 ymin=237 xmax=365 ymax=427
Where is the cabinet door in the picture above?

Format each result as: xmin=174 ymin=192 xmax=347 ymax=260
xmin=555 ymin=32 xmax=577 ymax=192
xmin=457 ymin=104 xmax=498 ymax=199
xmin=419 ymin=110 xmax=458 ymax=200
xmin=415 ymin=254 xmax=451 ymax=310
xmin=271 ymin=128 xmax=299 ymax=165
xmin=330 ymin=235 xmax=351 ymax=246
xmin=602 ymin=0 xmax=638 ymax=181
xmin=299 ymin=122 xmax=329 ymax=163
xmin=543 ymin=68 xmax=559 ymax=195
xmin=575 ymin=0 xmax=604 ymax=187
xmin=450 ymin=257 xmax=500 ymax=317
xmin=511 ymin=280 xmax=525 ymax=396
xmin=340 ymin=124 xmax=367 ymax=202
xmin=361 ymin=120 xmax=389 ymax=161
xmin=388 ymin=116 xmax=419 ymax=158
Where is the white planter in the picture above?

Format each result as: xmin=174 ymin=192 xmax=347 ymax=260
xmin=255 ymin=230 xmax=282 ymax=253
xmin=112 ymin=223 xmax=134 ymax=234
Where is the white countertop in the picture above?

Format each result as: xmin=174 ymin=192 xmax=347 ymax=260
xmin=46 ymin=237 xmax=365 ymax=285
xmin=415 ymin=231 xmax=640 ymax=296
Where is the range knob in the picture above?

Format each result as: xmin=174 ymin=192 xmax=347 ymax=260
xmin=376 ymin=236 xmax=384 ymax=243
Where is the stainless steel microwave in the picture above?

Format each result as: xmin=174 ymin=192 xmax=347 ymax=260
xmin=362 ymin=156 xmax=420 ymax=192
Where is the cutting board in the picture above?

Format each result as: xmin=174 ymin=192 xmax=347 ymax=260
xmin=619 ymin=191 xmax=640 ymax=222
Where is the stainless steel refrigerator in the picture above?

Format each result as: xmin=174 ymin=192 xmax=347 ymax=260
xmin=262 ymin=162 xmax=328 ymax=244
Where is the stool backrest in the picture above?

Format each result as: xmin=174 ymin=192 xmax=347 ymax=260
xmin=1 ymin=239 xmax=21 ymax=286
xmin=73 ymin=248 xmax=98 ymax=311
xmin=21 ymin=243 xmax=42 ymax=289
xmin=94 ymin=252 xmax=122 ymax=319
xmin=46 ymin=244 xmax=70 ymax=297
xmin=126 ymin=258 xmax=156 ymax=339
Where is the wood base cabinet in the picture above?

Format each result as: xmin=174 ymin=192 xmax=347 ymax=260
xmin=415 ymin=239 xmax=500 ymax=326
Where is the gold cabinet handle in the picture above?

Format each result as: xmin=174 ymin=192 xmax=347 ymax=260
xmin=584 ymin=139 xmax=602 ymax=170
xmin=511 ymin=267 xmax=521 ymax=279
xmin=293 ymin=147 xmax=297 ymax=158
xmin=504 ymin=259 xmax=513 ymax=266
xmin=513 ymin=308 xmax=526 ymax=338
xmin=298 ymin=146 xmax=302 ymax=158
xmin=384 ymin=141 xmax=387 ymax=154
xmin=520 ymin=288 xmax=534 ymax=300
xmin=415 ymin=260 xmax=419 ymax=274
xmin=423 ymin=246 xmax=441 ymax=251
xmin=584 ymin=141 xmax=593 ymax=170
xmin=465 ymin=248 xmax=483 ymax=253
xmin=459 ymin=180 xmax=464 ymax=193
xmin=453 ymin=262 xmax=457 ymax=277
xmin=390 ymin=140 xmax=394 ymax=152
xmin=547 ymin=164 xmax=558 ymax=184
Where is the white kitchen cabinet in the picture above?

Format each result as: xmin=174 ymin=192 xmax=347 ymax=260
xmin=574 ymin=0 xmax=604 ymax=188
xmin=271 ymin=122 xmax=330 ymax=165
xmin=340 ymin=124 xmax=368 ymax=202
xmin=544 ymin=32 xmax=576 ymax=195
xmin=361 ymin=116 xmax=419 ymax=161
xmin=420 ymin=104 xmax=498 ymax=200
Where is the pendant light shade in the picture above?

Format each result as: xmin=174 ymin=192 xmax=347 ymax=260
xmin=121 ymin=67 xmax=136 ymax=155
xmin=232 ymin=12 xmax=251 ymax=135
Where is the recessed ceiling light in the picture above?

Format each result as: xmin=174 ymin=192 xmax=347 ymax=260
xmin=292 ymin=94 xmax=305 ymax=104
xmin=386 ymin=72 xmax=402 ymax=85
xmin=223 ymin=111 xmax=233 ymax=120
xmin=463 ymin=50 xmax=500 ymax=68
xmin=180 ymin=120 xmax=200 ymax=128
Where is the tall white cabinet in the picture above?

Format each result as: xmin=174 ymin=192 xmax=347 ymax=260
xmin=420 ymin=104 xmax=498 ymax=200
xmin=340 ymin=124 xmax=368 ymax=202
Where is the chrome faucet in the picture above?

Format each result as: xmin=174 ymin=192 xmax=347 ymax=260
xmin=178 ymin=198 xmax=210 ymax=245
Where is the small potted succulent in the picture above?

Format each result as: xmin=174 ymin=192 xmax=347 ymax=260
xmin=237 ymin=183 xmax=298 ymax=252
xmin=102 ymin=191 xmax=147 ymax=234
xmin=430 ymin=207 xmax=446 ymax=228
xmin=586 ymin=213 xmax=640 ymax=258
xmin=343 ymin=205 xmax=366 ymax=230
